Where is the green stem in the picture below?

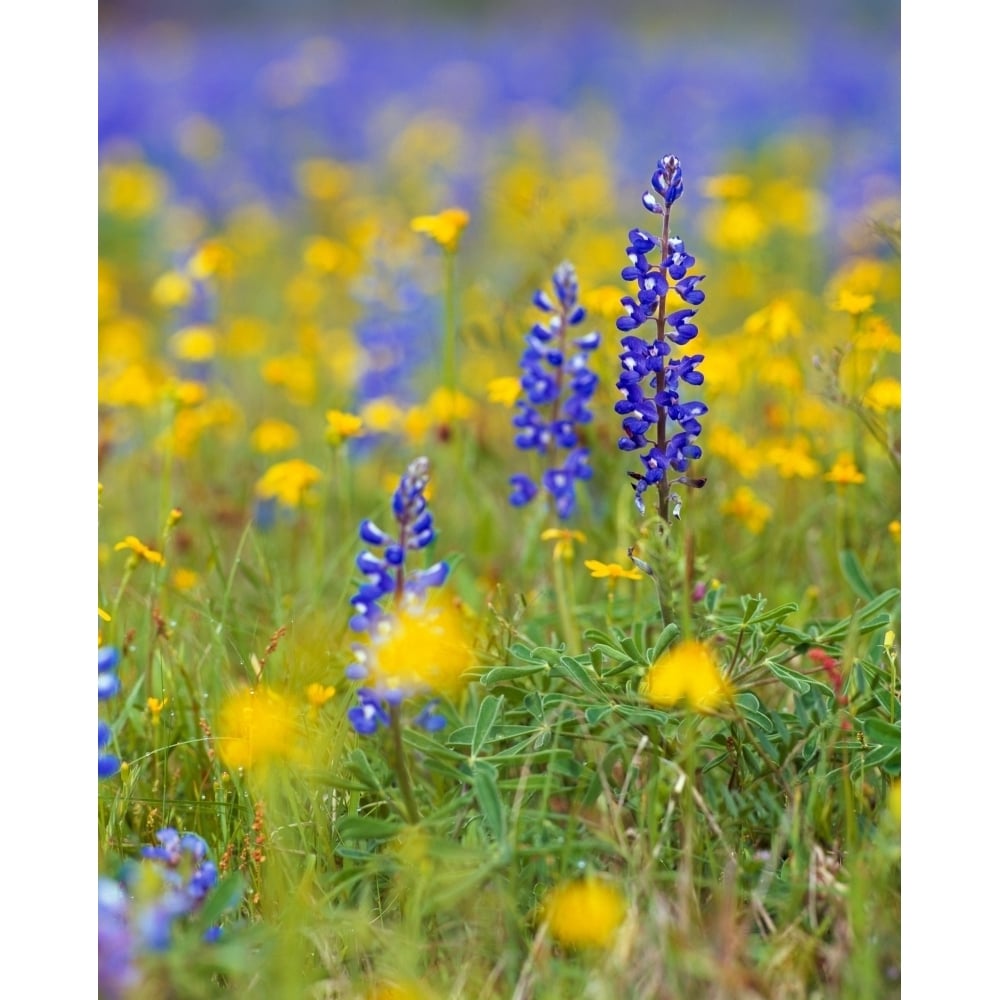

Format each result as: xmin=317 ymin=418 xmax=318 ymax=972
xmin=389 ymin=705 xmax=421 ymax=825
xmin=443 ymin=250 xmax=458 ymax=399
xmin=552 ymin=554 xmax=580 ymax=654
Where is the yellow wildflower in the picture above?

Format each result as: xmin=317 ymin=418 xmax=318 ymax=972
xmin=187 ymin=240 xmax=234 ymax=279
xmin=151 ymin=270 xmax=194 ymax=309
xmin=541 ymin=528 xmax=587 ymax=561
xmin=700 ymin=173 xmax=752 ymax=199
xmin=250 ymin=419 xmax=300 ymax=455
xmin=101 ymin=161 xmax=166 ymax=218
xmin=887 ymin=779 xmax=901 ymax=825
xmin=99 ymin=363 xmax=162 ymax=408
xmin=302 ymin=236 xmax=342 ymax=273
xmin=306 ymin=683 xmax=336 ymax=708
xmin=325 ymin=409 xmax=364 ymax=445
xmin=486 ymin=376 xmax=522 ymax=407
xmin=743 ymin=298 xmax=803 ymax=341
xmin=261 ymin=354 xmax=316 ymax=405
xmin=410 ymin=207 xmax=470 ymax=253
xmin=147 ymin=697 xmax=169 ymax=724
xmin=889 ymin=520 xmax=901 ymax=543
xmin=584 ymin=559 xmax=643 ymax=583
xmin=721 ymin=487 xmax=772 ymax=534
xmin=583 ymin=284 xmax=629 ymax=319
xmin=361 ymin=397 xmax=404 ymax=433
xmin=170 ymin=326 xmax=217 ymax=363
xmin=217 ymin=686 xmax=299 ymax=771
xmin=295 ymin=158 xmax=350 ymax=201
xmin=114 ymin=536 xmax=165 ymax=566
xmin=165 ymin=379 xmax=208 ymax=408
xmin=832 ymin=289 xmax=874 ymax=315
xmin=363 ymin=599 xmax=473 ymax=700
xmin=254 ymin=459 xmax=323 ymax=508
xmin=825 ymin=454 xmax=866 ymax=486
xmin=705 ymin=201 xmax=766 ymax=250
xmin=425 ymin=387 xmax=473 ymax=424
xmin=98 ymin=607 xmax=112 ymax=622
xmin=171 ymin=568 xmax=200 ymax=591
xmin=542 ymin=876 xmax=627 ymax=950
xmin=863 ymin=377 xmax=901 ymax=413
xmin=223 ymin=316 xmax=268 ymax=356
xmin=766 ymin=439 xmax=820 ymax=479
xmin=642 ymin=639 xmax=732 ymax=712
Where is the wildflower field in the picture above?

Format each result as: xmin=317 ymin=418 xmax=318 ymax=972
xmin=92 ymin=2 xmax=903 ymax=996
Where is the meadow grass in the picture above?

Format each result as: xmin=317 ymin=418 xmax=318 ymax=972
xmin=97 ymin=15 xmax=900 ymax=998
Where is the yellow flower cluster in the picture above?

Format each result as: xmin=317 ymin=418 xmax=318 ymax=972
xmin=642 ymin=640 xmax=731 ymax=712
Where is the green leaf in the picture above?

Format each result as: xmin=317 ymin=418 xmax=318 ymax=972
xmin=197 ymin=873 xmax=245 ymax=927
xmin=345 ymin=749 xmax=383 ymax=790
xmin=472 ymin=695 xmax=504 ymax=757
xmin=554 ymin=656 xmax=606 ymax=698
xmin=839 ymin=549 xmax=877 ymax=602
xmin=619 ymin=633 xmax=645 ymax=664
xmin=651 ymin=623 xmax=681 ymax=661
xmin=472 ymin=762 xmax=506 ymax=841
xmin=480 ymin=664 xmax=548 ymax=684
xmin=337 ymin=816 xmax=402 ymax=841
xmin=589 ymin=643 xmax=633 ymax=663
xmin=765 ymin=659 xmax=815 ymax=695
xmin=585 ymin=704 xmax=614 ymax=725
xmin=745 ymin=602 xmax=799 ymax=627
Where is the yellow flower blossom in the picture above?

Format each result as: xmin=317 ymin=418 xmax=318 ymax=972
xmin=832 ymin=289 xmax=874 ymax=315
xmin=410 ymin=207 xmax=470 ymax=253
xmin=863 ymin=377 xmax=901 ymax=413
xmin=171 ymin=568 xmax=200 ymax=591
xmin=295 ymin=158 xmax=351 ymax=201
xmin=187 ymin=240 xmax=234 ymax=280
xmin=326 ymin=409 xmax=364 ymax=445
xmin=306 ymin=682 xmax=336 ymax=708
xmin=486 ymin=376 xmax=522 ymax=408
xmin=825 ymin=454 xmax=866 ymax=486
xmin=302 ymin=236 xmax=342 ymax=273
xmin=101 ymin=161 xmax=166 ymax=218
xmin=261 ymin=354 xmax=317 ymax=405
xmin=425 ymin=387 xmax=474 ymax=423
xmin=701 ymin=173 xmax=752 ymax=199
xmin=250 ymin=419 xmax=300 ymax=454
xmin=541 ymin=528 xmax=587 ymax=560
xmin=766 ymin=439 xmax=820 ymax=479
xmin=705 ymin=201 xmax=766 ymax=250
xmin=223 ymin=316 xmax=269 ymax=356
xmin=151 ymin=270 xmax=194 ymax=309
xmin=99 ymin=363 xmax=163 ymax=408
xmin=361 ymin=397 xmax=404 ymax=433
xmin=362 ymin=599 xmax=473 ymax=699
xmin=721 ymin=486 xmax=772 ymax=534
xmin=889 ymin=520 xmax=901 ymax=543
xmin=98 ymin=607 xmax=112 ymax=622
xmin=114 ymin=536 xmax=165 ymax=566
xmin=255 ymin=459 xmax=323 ymax=508
xmin=147 ymin=697 xmax=169 ymax=724
xmin=217 ymin=686 xmax=299 ymax=771
xmin=542 ymin=876 xmax=627 ymax=950
xmin=887 ymin=779 xmax=901 ymax=825
xmin=584 ymin=559 xmax=643 ymax=583
xmin=642 ymin=639 xmax=732 ymax=712
xmin=743 ymin=298 xmax=803 ymax=341
xmin=170 ymin=326 xmax=217 ymax=363
xmin=583 ymin=284 xmax=629 ymax=319
xmin=284 ymin=272 xmax=325 ymax=316
xmin=165 ymin=379 xmax=208 ymax=408
xmin=855 ymin=316 xmax=901 ymax=353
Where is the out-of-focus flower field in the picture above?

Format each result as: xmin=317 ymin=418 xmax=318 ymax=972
xmin=97 ymin=2 xmax=900 ymax=996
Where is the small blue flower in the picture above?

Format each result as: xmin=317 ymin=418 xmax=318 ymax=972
xmin=508 ymin=261 xmax=600 ymax=520
xmin=98 ymin=647 xmax=122 ymax=779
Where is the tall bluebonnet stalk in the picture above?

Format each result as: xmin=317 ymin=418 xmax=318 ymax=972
xmin=616 ymin=155 xmax=707 ymax=522
xmin=99 ymin=646 xmax=122 ymax=779
xmin=345 ymin=456 xmax=449 ymax=736
xmin=509 ymin=261 xmax=600 ymax=519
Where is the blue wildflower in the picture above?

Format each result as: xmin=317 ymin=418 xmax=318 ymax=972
xmin=509 ymin=261 xmax=600 ymax=520
xmin=615 ymin=155 xmax=708 ymax=517
xmin=98 ymin=646 xmax=122 ymax=779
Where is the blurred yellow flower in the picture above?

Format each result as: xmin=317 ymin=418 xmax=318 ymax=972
xmin=170 ymin=326 xmax=217 ymax=362
xmin=217 ymin=686 xmax=299 ymax=771
xmin=98 ymin=607 xmax=112 ymax=622
xmin=701 ymin=173 xmax=752 ymax=199
xmin=326 ymin=409 xmax=364 ymax=445
xmin=364 ymin=599 xmax=473 ymax=699
xmin=302 ymin=236 xmax=342 ymax=273
xmin=583 ymin=284 xmax=628 ymax=319
xmin=721 ymin=486 xmax=772 ymax=534
xmin=889 ymin=520 xmax=901 ymax=543
xmin=642 ymin=639 xmax=731 ymax=712
xmin=425 ymin=387 xmax=474 ymax=423
xmin=584 ymin=559 xmax=643 ymax=582
xmin=766 ymin=439 xmax=820 ymax=479
xmin=151 ymin=271 xmax=194 ymax=309
xmin=147 ymin=697 xmax=169 ymax=724
xmin=542 ymin=876 xmax=626 ymax=950
xmin=832 ymin=289 xmax=874 ymax=315
xmin=486 ymin=376 xmax=522 ymax=407
xmin=285 ymin=272 xmax=325 ymax=316
xmin=261 ymin=354 xmax=316 ymax=406
xmin=411 ymin=207 xmax=469 ymax=252
xmin=825 ymin=454 xmax=866 ymax=486
xmin=361 ymin=397 xmax=404 ymax=433
xmin=101 ymin=161 xmax=166 ymax=218
xmin=188 ymin=240 xmax=235 ymax=279
xmin=705 ymin=201 xmax=766 ymax=249
xmin=541 ymin=528 xmax=586 ymax=560
xmin=251 ymin=419 xmax=300 ymax=455
xmin=887 ymin=779 xmax=901 ymax=825
xmin=863 ymin=377 xmax=901 ymax=413
xmin=114 ymin=536 xmax=165 ymax=566
xmin=99 ymin=363 xmax=163 ymax=409
xmin=306 ymin=682 xmax=336 ymax=708
xmin=295 ymin=157 xmax=350 ymax=201
xmin=255 ymin=459 xmax=323 ymax=508
xmin=171 ymin=568 xmax=200 ymax=591
xmin=743 ymin=298 xmax=803 ymax=341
